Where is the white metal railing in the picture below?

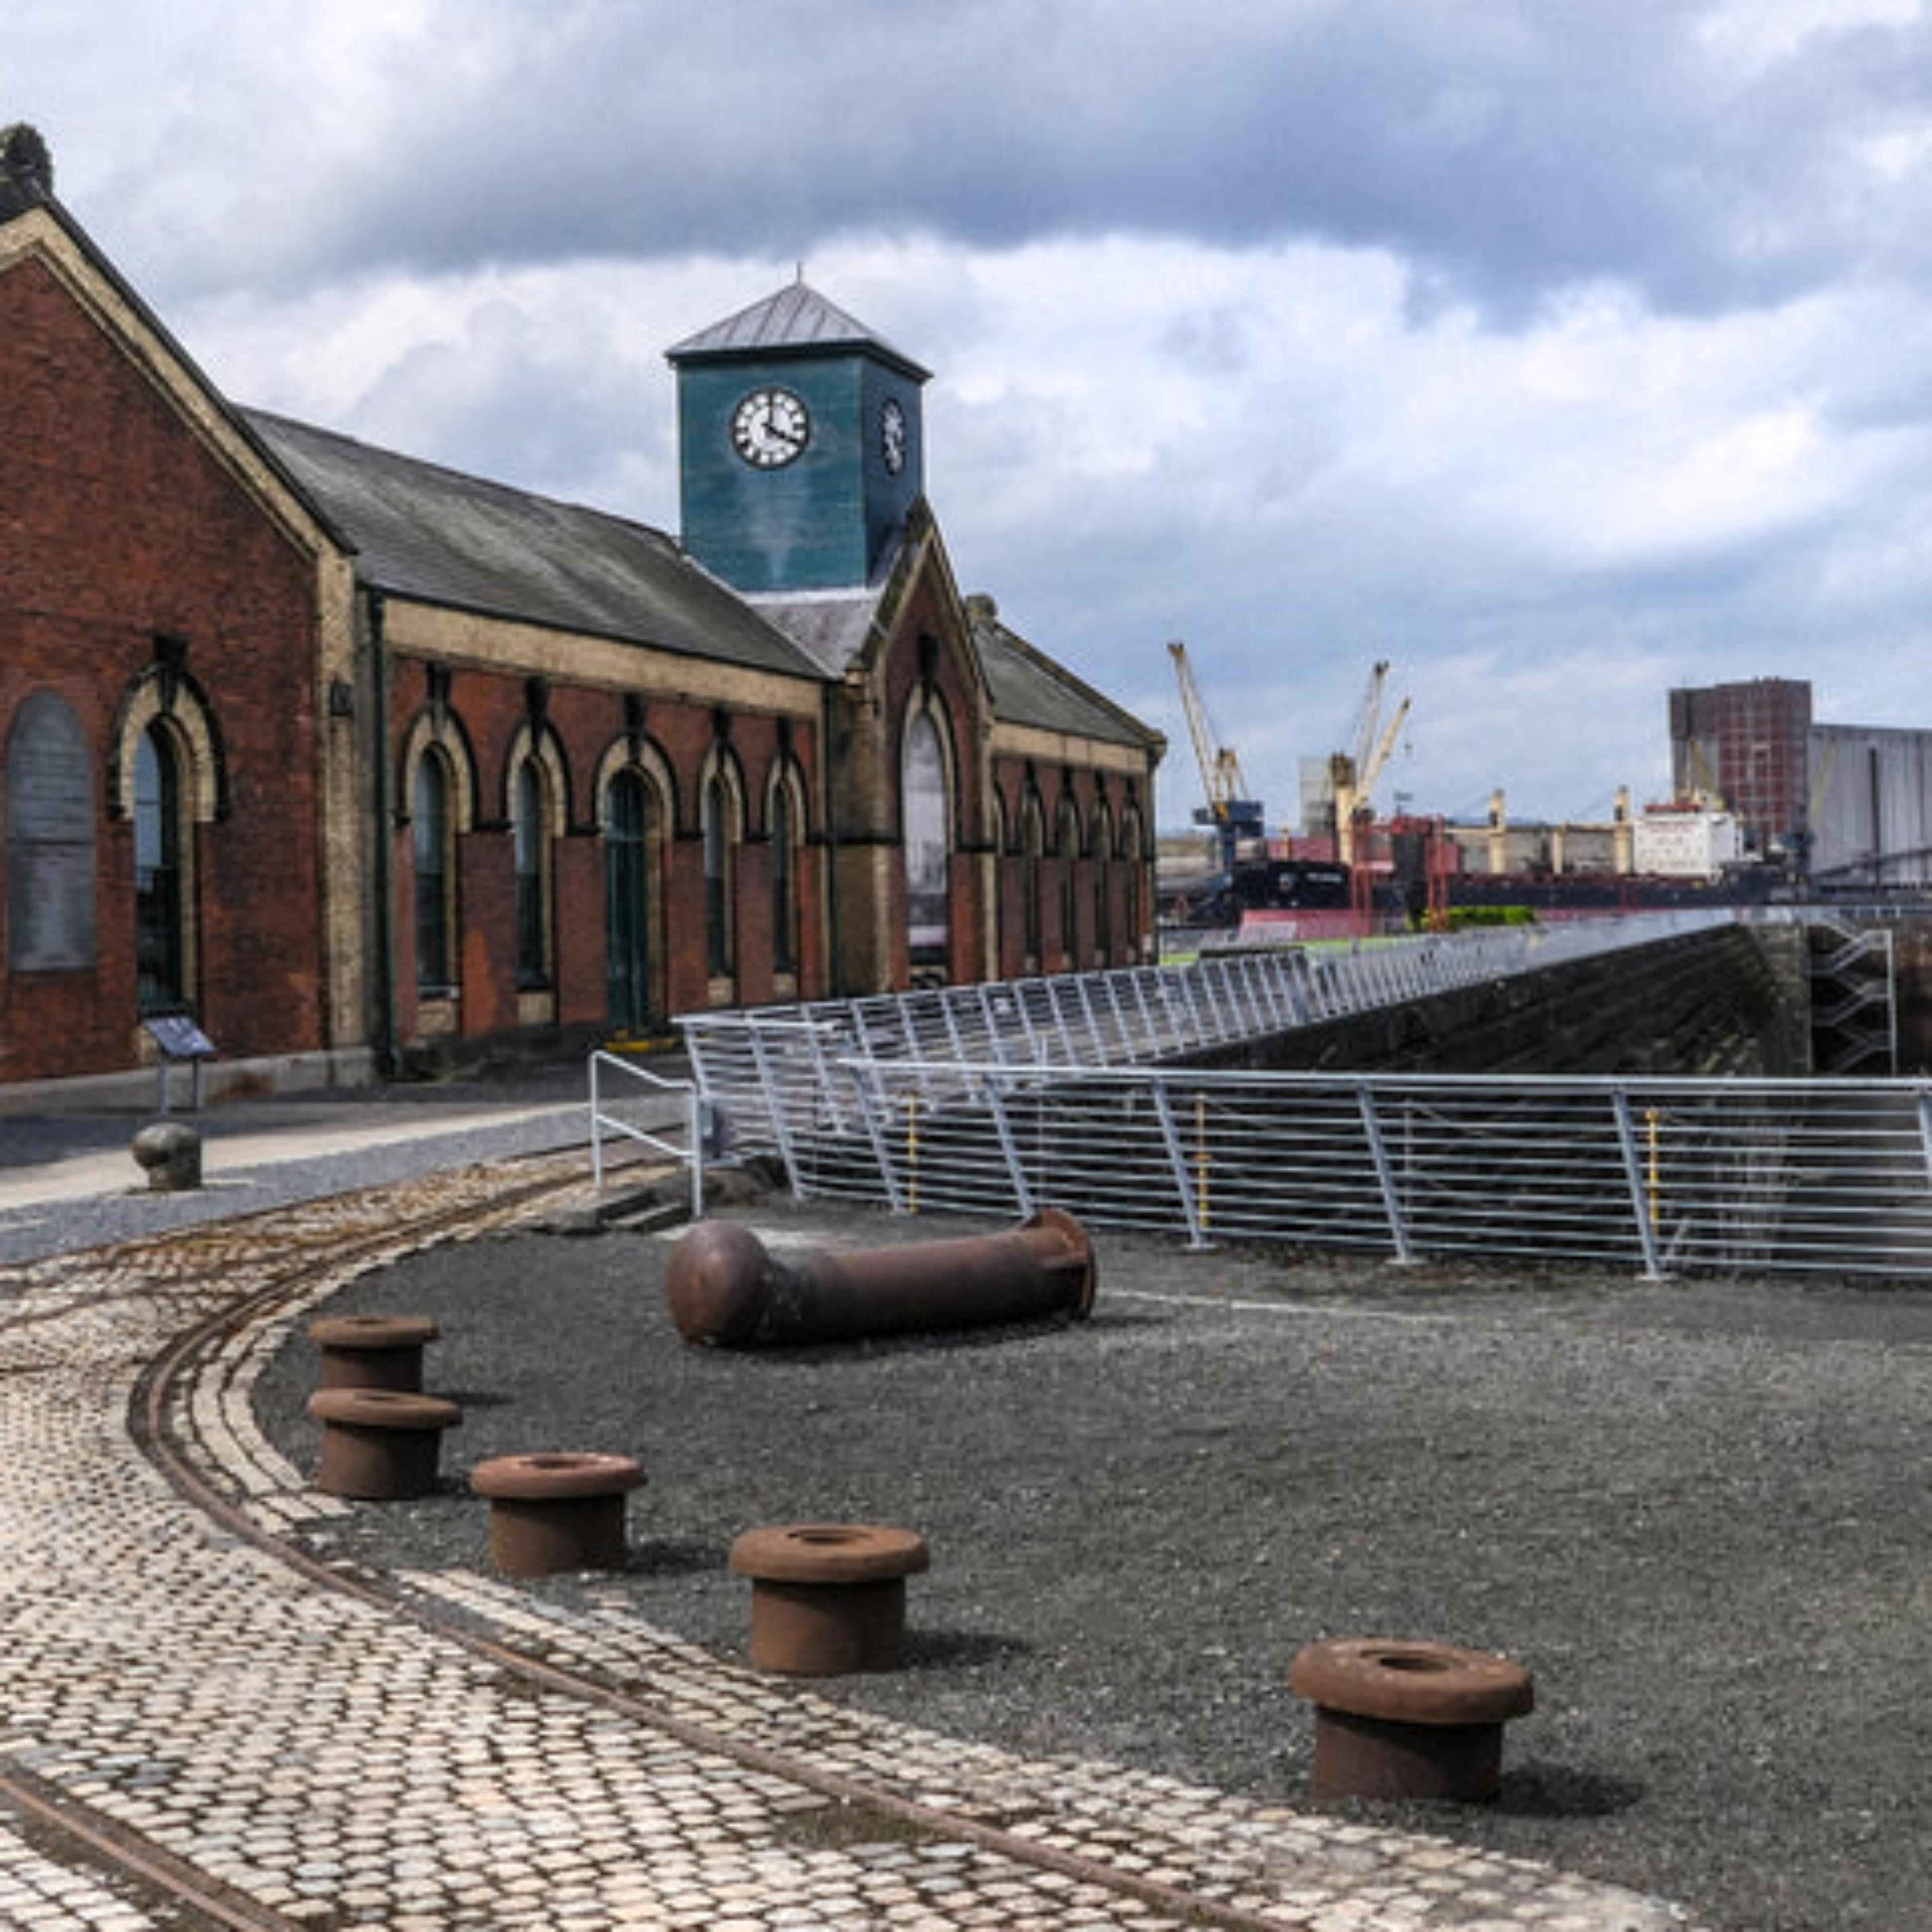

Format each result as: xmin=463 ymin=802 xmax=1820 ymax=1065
xmin=677 ymin=912 xmax=1737 ymax=1159
xmin=670 ymin=911 xmax=1932 ymax=1278
xmin=588 ymin=1051 xmax=706 ymax=1217
xmin=750 ymin=1061 xmax=1932 ymax=1280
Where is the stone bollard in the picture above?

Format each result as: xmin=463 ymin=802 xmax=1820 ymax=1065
xmin=131 ymin=1119 xmax=202 ymax=1192
xmin=1288 ymin=1637 xmax=1535 ymax=1804
xmin=729 ymin=1522 xmax=930 ymax=1675
xmin=469 ymin=1453 xmax=646 ymax=1576
xmin=308 ymin=1314 xmax=440 ymax=1393
xmin=307 ymin=1388 xmax=461 ymax=1500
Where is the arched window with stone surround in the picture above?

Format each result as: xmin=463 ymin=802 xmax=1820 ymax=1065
xmin=768 ymin=762 xmax=807 ymax=984
xmin=513 ymin=757 xmax=550 ymax=989
xmin=413 ymin=748 xmax=456 ymax=996
xmin=1021 ymin=786 xmax=1045 ymax=971
xmin=902 ymin=704 xmax=953 ymax=969
xmin=6 ymin=692 xmax=96 ymax=977
xmin=1057 ymin=793 xmax=1082 ymax=971
xmin=1120 ymin=802 xmax=1148 ymax=959
xmin=702 ymin=755 xmax=743 ymax=989
xmin=134 ymin=723 xmax=192 ymax=1012
xmin=1092 ymin=800 xmax=1115 ymax=968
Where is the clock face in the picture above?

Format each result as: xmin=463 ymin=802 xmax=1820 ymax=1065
xmin=880 ymin=396 xmax=908 ymax=474
xmin=731 ymin=387 xmax=811 ymax=468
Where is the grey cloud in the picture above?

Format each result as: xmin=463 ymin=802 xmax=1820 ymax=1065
xmin=159 ymin=0 xmax=1932 ymax=321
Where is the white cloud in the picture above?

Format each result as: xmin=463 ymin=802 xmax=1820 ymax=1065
xmin=18 ymin=0 xmax=1932 ymax=832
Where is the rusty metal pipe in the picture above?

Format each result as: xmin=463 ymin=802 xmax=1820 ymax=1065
xmin=665 ymin=1209 xmax=1096 ymax=1347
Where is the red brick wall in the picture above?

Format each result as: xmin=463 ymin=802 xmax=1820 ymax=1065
xmin=385 ymin=656 xmax=826 ymax=1046
xmin=0 ymin=254 xmax=326 ymax=1082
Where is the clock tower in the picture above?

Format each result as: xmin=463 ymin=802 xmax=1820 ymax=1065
xmin=668 ymin=278 xmax=930 ymax=595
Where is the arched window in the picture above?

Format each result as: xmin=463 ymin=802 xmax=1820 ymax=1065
xmin=703 ymin=767 xmax=739 ymax=983
xmin=769 ymin=771 xmax=803 ymax=982
xmin=513 ymin=758 xmax=550 ymax=988
xmin=1092 ymin=802 xmax=1114 ymax=968
xmin=134 ymin=723 xmax=188 ymax=1012
xmin=1021 ymin=789 xmax=1045 ymax=971
xmin=903 ymin=708 xmax=951 ymax=965
xmin=1121 ymin=805 xmax=1147 ymax=958
xmin=604 ymin=766 xmax=658 ymax=1033
xmin=414 ymin=749 xmax=455 ymax=995
xmin=6 ymin=692 xmax=96 ymax=974
xmin=1058 ymin=794 xmax=1082 ymax=970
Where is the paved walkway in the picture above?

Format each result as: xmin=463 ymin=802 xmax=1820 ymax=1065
xmin=0 ymin=1103 xmax=1703 ymax=1929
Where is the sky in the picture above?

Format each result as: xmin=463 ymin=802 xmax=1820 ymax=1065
xmin=13 ymin=0 xmax=1932 ymax=831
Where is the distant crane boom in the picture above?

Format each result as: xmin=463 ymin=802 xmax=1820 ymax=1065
xmin=1167 ymin=640 xmax=1263 ymax=873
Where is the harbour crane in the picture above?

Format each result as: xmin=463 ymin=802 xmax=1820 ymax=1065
xmin=1329 ymin=661 xmax=1410 ymax=866
xmin=1168 ymin=640 xmax=1264 ymax=874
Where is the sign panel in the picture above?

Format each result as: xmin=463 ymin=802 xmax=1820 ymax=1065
xmin=6 ymin=693 xmax=96 ymax=971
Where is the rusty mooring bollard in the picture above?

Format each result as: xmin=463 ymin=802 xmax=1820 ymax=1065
xmin=308 ymin=1313 xmax=440 ymax=1392
xmin=1288 ymin=1637 xmax=1535 ymax=1804
xmin=469 ymin=1453 xmax=646 ymax=1576
xmin=307 ymin=1388 xmax=461 ymax=1500
xmin=664 ymin=1208 xmax=1096 ymax=1348
xmin=730 ymin=1522 xmax=930 ymax=1675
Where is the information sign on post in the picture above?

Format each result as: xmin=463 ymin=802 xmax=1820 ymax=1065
xmin=142 ymin=1017 xmax=215 ymax=1114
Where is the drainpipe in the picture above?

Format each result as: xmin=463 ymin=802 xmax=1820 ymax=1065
xmin=822 ymin=685 xmax=845 ymax=1000
xmin=367 ymin=589 xmax=399 ymax=1076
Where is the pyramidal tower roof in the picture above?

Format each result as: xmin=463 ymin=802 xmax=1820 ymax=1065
xmin=667 ymin=275 xmax=929 ymax=381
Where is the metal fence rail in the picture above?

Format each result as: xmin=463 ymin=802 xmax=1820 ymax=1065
xmin=680 ymin=911 xmax=1736 ymax=1159
xmin=673 ymin=910 xmax=1932 ymax=1278
xmin=776 ymin=1062 xmax=1932 ymax=1280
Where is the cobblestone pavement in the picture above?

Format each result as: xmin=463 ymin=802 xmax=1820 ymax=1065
xmin=0 ymin=1156 xmax=1704 ymax=1930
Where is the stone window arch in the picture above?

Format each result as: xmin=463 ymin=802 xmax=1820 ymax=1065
xmin=597 ymin=736 xmax=675 ymax=1036
xmin=699 ymin=746 xmax=746 ymax=989
xmin=1020 ymin=783 xmax=1046 ymax=973
xmin=767 ymin=758 xmax=809 ymax=984
xmin=110 ymin=658 xmax=225 ymax=1014
xmin=507 ymin=723 xmax=568 ymax=992
xmin=1057 ymin=791 xmax=1082 ymax=971
xmin=399 ymin=708 xmax=475 ymax=1001
xmin=1092 ymin=799 xmax=1115 ymax=968
xmin=902 ymin=694 xmax=955 ymax=967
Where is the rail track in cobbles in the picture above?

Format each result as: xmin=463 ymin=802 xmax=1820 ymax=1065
xmin=0 ymin=1152 xmax=1698 ymax=1930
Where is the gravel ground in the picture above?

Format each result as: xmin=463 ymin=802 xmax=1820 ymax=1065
xmin=254 ymin=1194 xmax=1932 ymax=1932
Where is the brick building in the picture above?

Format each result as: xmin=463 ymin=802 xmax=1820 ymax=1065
xmin=0 ymin=125 xmax=1161 ymax=1099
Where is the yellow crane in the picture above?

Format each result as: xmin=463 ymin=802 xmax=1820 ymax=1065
xmin=1329 ymin=661 xmax=1410 ymax=865
xmin=1168 ymin=640 xmax=1263 ymax=873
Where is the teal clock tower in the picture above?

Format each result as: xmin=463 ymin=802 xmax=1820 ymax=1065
xmin=668 ymin=278 xmax=930 ymax=595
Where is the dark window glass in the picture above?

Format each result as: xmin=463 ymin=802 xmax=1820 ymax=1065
xmin=514 ymin=760 xmax=547 ymax=988
xmin=414 ymin=753 xmax=451 ymax=993
xmin=135 ymin=727 xmax=186 ymax=1013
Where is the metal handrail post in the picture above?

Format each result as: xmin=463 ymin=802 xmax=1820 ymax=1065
xmin=746 ymin=1023 xmax=803 ymax=1191
xmin=1612 ymin=1088 xmax=1666 ymax=1281
xmin=983 ymin=1074 xmax=1037 ymax=1218
xmin=1150 ymin=1076 xmax=1210 ymax=1248
xmin=1356 ymin=1083 xmax=1416 ymax=1265
xmin=849 ymin=1061 xmax=907 ymax=1215
xmin=590 ymin=1051 xmax=606 ymax=1192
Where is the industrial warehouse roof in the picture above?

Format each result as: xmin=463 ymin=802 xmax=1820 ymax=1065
xmin=247 ymin=412 xmax=823 ymax=680
xmin=666 ymin=278 xmax=930 ymax=381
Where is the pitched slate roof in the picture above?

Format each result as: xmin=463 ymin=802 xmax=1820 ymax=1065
xmin=667 ymin=278 xmax=929 ymax=381
xmin=972 ymin=599 xmax=1164 ymax=753
xmin=246 ymin=411 xmax=822 ymax=679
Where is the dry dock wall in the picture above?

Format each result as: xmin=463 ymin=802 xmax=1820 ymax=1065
xmin=1181 ymin=925 xmax=1810 ymax=1079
